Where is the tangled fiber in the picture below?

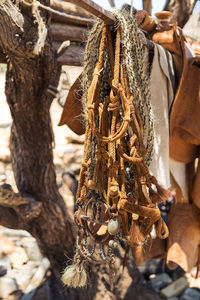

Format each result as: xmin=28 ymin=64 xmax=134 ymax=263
xmin=82 ymin=9 xmax=153 ymax=165
xmin=62 ymin=9 xmax=169 ymax=288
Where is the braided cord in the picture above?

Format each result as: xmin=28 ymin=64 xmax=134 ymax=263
xmin=81 ymin=20 xmax=104 ymax=112
xmin=112 ymin=10 xmax=154 ymax=165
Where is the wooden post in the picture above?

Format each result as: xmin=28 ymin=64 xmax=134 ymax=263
xmin=108 ymin=0 xmax=115 ymax=8
xmin=63 ymin=0 xmax=115 ymax=25
xmin=142 ymin=0 xmax=152 ymax=15
xmin=62 ymin=0 xmax=154 ymax=50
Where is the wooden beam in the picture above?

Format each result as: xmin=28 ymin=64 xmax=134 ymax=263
xmin=51 ymin=10 xmax=94 ymax=27
xmin=108 ymin=0 xmax=115 ymax=8
xmin=50 ymin=0 xmax=95 ymax=26
xmin=0 ymin=51 xmax=7 ymax=63
xmin=53 ymin=42 xmax=84 ymax=65
xmin=51 ymin=22 xmax=88 ymax=42
xmin=142 ymin=0 xmax=152 ymax=15
xmin=63 ymin=0 xmax=115 ymax=25
xmin=61 ymin=0 xmax=154 ymax=50
xmin=51 ymin=0 xmax=93 ymax=18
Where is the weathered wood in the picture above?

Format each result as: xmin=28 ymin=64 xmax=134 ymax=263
xmin=51 ymin=0 xmax=93 ymax=18
xmin=0 ymin=184 xmax=36 ymax=207
xmin=0 ymin=51 xmax=7 ymax=63
xmin=0 ymin=184 xmax=42 ymax=222
xmin=163 ymin=0 xmax=198 ymax=27
xmin=63 ymin=0 xmax=115 ymax=25
xmin=51 ymin=10 xmax=94 ymax=26
xmin=50 ymin=0 xmax=94 ymax=26
xmin=0 ymin=0 xmax=75 ymax=274
xmin=142 ymin=0 xmax=152 ymax=15
xmin=59 ymin=0 xmax=154 ymax=50
xmin=51 ymin=22 xmax=88 ymax=42
xmin=53 ymin=42 xmax=84 ymax=65
xmin=108 ymin=0 xmax=115 ymax=8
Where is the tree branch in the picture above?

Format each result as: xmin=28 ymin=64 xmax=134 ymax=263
xmin=0 ymin=0 xmax=31 ymax=58
xmin=142 ymin=0 xmax=152 ymax=15
xmin=0 ymin=206 xmax=22 ymax=229
xmin=63 ymin=0 xmax=115 ymax=25
xmin=163 ymin=0 xmax=198 ymax=27
xmin=53 ymin=42 xmax=84 ymax=66
xmin=108 ymin=0 xmax=115 ymax=8
xmin=50 ymin=22 xmax=88 ymax=42
xmin=50 ymin=0 xmax=94 ymax=26
xmin=50 ymin=0 xmax=94 ymax=19
xmin=0 ymin=184 xmax=42 ymax=222
xmin=0 ymin=0 xmax=75 ymax=271
xmin=0 ymin=51 xmax=7 ymax=63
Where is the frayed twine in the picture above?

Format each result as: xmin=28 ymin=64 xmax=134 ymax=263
xmin=149 ymin=182 xmax=169 ymax=204
xmin=31 ymin=0 xmax=47 ymax=55
xmin=61 ymin=263 xmax=87 ymax=288
xmin=22 ymin=0 xmax=47 ymax=55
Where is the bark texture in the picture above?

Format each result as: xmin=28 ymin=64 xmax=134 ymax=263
xmin=50 ymin=22 xmax=88 ymax=42
xmin=142 ymin=0 xmax=152 ymax=15
xmin=164 ymin=0 xmax=198 ymax=27
xmin=50 ymin=0 xmax=94 ymax=26
xmin=53 ymin=42 xmax=85 ymax=66
xmin=0 ymin=0 xmax=74 ymax=273
xmin=108 ymin=0 xmax=115 ymax=8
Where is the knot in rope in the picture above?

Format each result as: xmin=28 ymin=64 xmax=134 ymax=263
xmin=69 ymin=17 xmax=169 ymax=284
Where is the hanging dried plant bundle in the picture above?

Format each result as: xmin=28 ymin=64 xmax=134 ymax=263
xmin=62 ymin=9 xmax=169 ymax=288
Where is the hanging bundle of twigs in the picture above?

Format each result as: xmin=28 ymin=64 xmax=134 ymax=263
xmin=62 ymin=10 xmax=169 ymax=288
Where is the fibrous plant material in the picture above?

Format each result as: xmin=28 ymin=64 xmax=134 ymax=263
xmin=62 ymin=10 xmax=169 ymax=288
xmin=29 ymin=0 xmax=48 ymax=55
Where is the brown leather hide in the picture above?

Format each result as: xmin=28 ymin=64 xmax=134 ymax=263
xmin=191 ymin=158 xmax=200 ymax=209
xmin=138 ymin=10 xmax=156 ymax=34
xmin=152 ymin=26 xmax=184 ymax=56
xmin=132 ymin=235 xmax=166 ymax=265
xmin=58 ymin=75 xmax=85 ymax=135
xmin=167 ymin=203 xmax=200 ymax=272
xmin=170 ymin=42 xmax=200 ymax=163
xmin=186 ymin=38 xmax=200 ymax=56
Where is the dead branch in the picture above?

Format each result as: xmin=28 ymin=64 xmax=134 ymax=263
xmin=50 ymin=0 xmax=94 ymax=18
xmin=142 ymin=0 xmax=152 ymax=15
xmin=163 ymin=0 xmax=198 ymax=27
xmin=0 ymin=51 xmax=7 ymax=63
xmin=50 ymin=0 xmax=94 ymax=26
xmin=63 ymin=0 xmax=115 ymax=25
xmin=0 ymin=206 xmax=22 ymax=229
xmin=0 ymin=0 xmax=75 ymax=272
xmin=108 ymin=0 xmax=115 ymax=8
xmin=53 ymin=42 xmax=85 ymax=66
xmin=56 ymin=40 xmax=70 ymax=57
xmin=51 ymin=10 xmax=94 ymax=27
xmin=0 ymin=184 xmax=42 ymax=222
xmin=50 ymin=22 xmax=88 ymax=42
